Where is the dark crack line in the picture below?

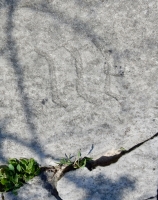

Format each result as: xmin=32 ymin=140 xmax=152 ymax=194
xmin=87 ymin=144 xmax=94 ymax=155
xmin=144 ymin=197 xmax=156 ymax=200
xmin=86 ymin=132 xmax=158 ymax=170
xmin=40 ymin=171 xmax=63 ymax=200
xmin=122 ymin=132 xmax=158 ymax=156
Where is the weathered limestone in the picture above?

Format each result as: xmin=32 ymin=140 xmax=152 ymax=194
xmin=0 ymin=0 xmax=158 ymax=199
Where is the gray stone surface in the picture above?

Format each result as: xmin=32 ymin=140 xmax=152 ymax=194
xmin=58 ymin=138 xmax=158 ymax=200
xmin=0 ymin=0 xmax=158 ymax=199
xmin=4 ymin=175 xmax=57 ymax=200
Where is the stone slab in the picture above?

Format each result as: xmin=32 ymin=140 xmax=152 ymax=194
xmin=0 ymin=0 xmax=158 ymax=199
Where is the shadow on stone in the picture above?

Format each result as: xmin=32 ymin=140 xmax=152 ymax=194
xmin=0 ymin=0 xmax=59 ymax=163
xmin=60 ymin=172 xmax=135 ymax=200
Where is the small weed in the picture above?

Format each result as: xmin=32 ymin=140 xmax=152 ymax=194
xmin=57 ymin=153 xmax=74 ymax=166
xmin=58 ymin=151 xmax=92 ymax=169
xmin=0 ymin=158 xmax=40 ymax=193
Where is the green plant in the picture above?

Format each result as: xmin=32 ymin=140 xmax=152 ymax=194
xmin=57 ymin=154 xmax=74 ymax=166
xmin=0 ymin=158 xmax=40 ymax=193
xmin=58 ymin=151 xmax=92 ymax=169
xmin=0 ymin=152 xmax=92 ymax=198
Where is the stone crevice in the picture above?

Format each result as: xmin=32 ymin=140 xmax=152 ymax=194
xmin=39 ymin=132 xmax=158 ymax=199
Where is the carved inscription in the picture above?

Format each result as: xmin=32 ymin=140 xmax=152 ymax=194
xmin=35 ymin=41 xmax=122 ymax=108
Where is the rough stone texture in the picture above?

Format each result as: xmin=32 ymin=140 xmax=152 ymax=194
xmin=0 ymin=0 xmax=158 ymax=199
xmin=58 ymin=138 xmax=158 ymax=200
xmin=4 ymin=175 xmax=57 ymax=200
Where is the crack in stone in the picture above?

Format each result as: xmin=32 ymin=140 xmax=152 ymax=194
xmin=144 ymin=197 xmax=156 ymax=200
xmin=40 ymin=132 xmax=158 ymax=199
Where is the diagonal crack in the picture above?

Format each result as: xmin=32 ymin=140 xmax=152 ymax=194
xmin=87 ymin=132 xmax=158 ymax=170
xmin=40 ymin=132 xmax=158 ymax=199
xmin=144 ymin=197 xmax=157 ymax=200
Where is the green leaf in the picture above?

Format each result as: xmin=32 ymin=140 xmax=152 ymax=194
xmin=82 ymin=159 xmax=87 ymax=168
xmin=9 ymin=158 xmax=18 ymax=164
xmin=23 ymin=175 xmax=32 ymax=182
xmin=1 ymin=178 xmax=8 ymax=185
xmin=17 ymin=164 xmax=21 ymax=172
xmin=8 ymin=164 xmax=14 ymax=171
xmin=27 ymin=159 xmax=34 ymax=169
xmin=19 ymin=158 xmax=29 ymax=166
xmin=19 ymin=163 xmax=26 ymax=171
xmin=19 ymin=158 xmax=27 ymax=163
xmin=14 ymin=174 xmax=19 ymax=183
